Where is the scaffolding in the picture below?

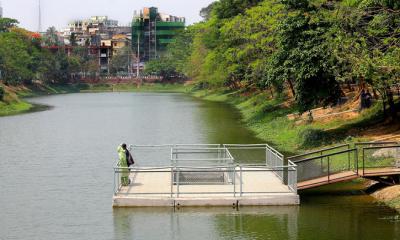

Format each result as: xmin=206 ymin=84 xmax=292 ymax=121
xmin=132 ymin=7 xmax=185 ymax=62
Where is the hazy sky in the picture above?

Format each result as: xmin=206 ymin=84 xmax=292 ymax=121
xmin=1 ymin=0 xmax=215 ymax=31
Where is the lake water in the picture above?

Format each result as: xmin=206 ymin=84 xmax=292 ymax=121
xmin=0 ymin=92 xmax=399 ymax=240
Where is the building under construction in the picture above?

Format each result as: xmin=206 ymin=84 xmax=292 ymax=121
xmin=132 ymin=7 xmax=185 ymax=62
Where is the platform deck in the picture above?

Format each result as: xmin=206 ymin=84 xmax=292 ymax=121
xmin=113 ymin=167 xmax=299 ymax=207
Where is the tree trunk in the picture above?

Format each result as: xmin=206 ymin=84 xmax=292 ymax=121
xmin=287 ymin=79 xmax=296 ymax=98
xmin=386 ymin=88 xmax=397 ymax=121
xmin=346 ymin=81 xmax=352 ymax=92
xmin=372 ymin=88 xmax=379 ymax=100
xmin=382 ymin=100 xmax=387 ymax=119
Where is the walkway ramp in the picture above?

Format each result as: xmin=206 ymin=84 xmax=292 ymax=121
xmin=289 ymin=142 xmax=400 ymax=190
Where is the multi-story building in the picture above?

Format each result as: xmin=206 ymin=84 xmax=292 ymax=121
xmin=65 ymin=16 xmax=121 ymax=46
xmin=61 ymin=16 xmax=132 ymax=74
xmin=132 ymin=7 xmax=185 ymax=62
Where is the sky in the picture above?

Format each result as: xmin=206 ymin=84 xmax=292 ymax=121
xmin=0 ymin=0 xmax=215 ymax=32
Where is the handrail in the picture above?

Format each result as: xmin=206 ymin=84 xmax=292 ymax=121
xmin=114 ymin=164 xmax=296 ymax=170
xmin=288 ymin=144 xmax=349 ymax=160
xmin=360 ymin=145 xmax=400 ymax=150
xmin=267 ymin=144 xmax=284 ymax=157
xmin=223 ymin=144 xmax=267 ymax=147
xmin=293 ymin=148 xmax=356 ymax=163
xmin=354 ymin=142 xmax=398 ymax=146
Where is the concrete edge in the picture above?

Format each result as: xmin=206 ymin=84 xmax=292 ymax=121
xmin=113 ymin=194 xmax=300 ymax=207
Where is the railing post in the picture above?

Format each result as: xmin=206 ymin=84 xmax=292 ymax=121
xmin=113 ymin=168 xmax=116 ymax=195
xmin=117 ymin=167 xmax=121 ymax=191
xmin=348 ymin=144 xmax=351 ymax=171
xmin=327 ymin=156 xmax=330 ymax=182
xmin=170 ymin=167 xmax=173 ymax=198
xmin=177 ymin=168 xmax=180 ymax=198
xmin=363 ymin=148 xmax=365 ymax=176
xmin=355 ymin=149 xmax=359 ymax=175
xmin=233 ymin=166 xmax=236 ymax=197
xmin=320 ymin=151 xmax=324 ymax=174
xmin=294 ymin=166 xmax=298 ymax=194
xmin=240 ymin=166 xmax=243 ymax=197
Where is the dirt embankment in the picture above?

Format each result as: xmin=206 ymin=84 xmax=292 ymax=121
xmin=372 ymin=185 xmax=400 ymax=210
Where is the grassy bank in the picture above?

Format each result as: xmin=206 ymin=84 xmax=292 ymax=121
xmin=192 ymin=88 xmax=385 ymax=154
xmin=0 ymin=101 xmax=33 ymax=116
xmin=192 ymin=87 xmax=400 ymax=212
xmin=0 ymin=83 xmax=83 ymax=116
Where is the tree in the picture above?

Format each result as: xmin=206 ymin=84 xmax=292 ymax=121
xmin=109 ymin=47 xmax=132 ymax=75
xmin=144 ymin=59 xmax=179 ymax=81
xmin=0 ymin=32 xmax=34 ymax=85
xmin=164 ymin=29 xmax=194 ymax=76
xmin=200 ymin=2 xmax=218 ymax=21
xmin=0 ymin=18 xmax=19 ymax=32
xmin=334 ymin=0 xmax=400 ymax=119
xmin=43 ymin=26 xmax=60 ymax=46
xmin=213 ymin=0 xmax=265 ymax=19
xmin=268 ymin=0 xmax=342 ymax=112
xmin=70 ymin=32 xmax=77 ymax=46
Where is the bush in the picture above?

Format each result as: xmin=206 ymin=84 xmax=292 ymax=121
xmin=0 ymin=85 xmax=4 ymax=101
xmin=299 ymin=128 xmax=330 ymax=149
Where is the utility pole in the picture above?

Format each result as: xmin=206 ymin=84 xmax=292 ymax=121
xmin=154 ymin=20 xmax=157 ymax=59
xmin=38 ymin=0 xmax=42 ymax=32
xmin=136 ymin=31 xmax=140 ymax=78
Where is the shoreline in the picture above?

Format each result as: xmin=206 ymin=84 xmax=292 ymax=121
xmin=1 ymin=82 xmax=398 ymax=211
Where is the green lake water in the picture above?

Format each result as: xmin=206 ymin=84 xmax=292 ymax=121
xmin=0 ymin=92 xmax=398 ymax=240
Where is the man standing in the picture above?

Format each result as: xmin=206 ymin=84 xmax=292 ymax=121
xmin=117 ymin=143 xmax=130 ymax=186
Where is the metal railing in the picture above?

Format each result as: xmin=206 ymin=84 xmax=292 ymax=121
xmin=293 ymin=148 xmax=359 ymax=187
xmin=289 ymin=142 xmax=399 ymax=189
xmin=288 ymin=144 xmax=350 ymax=162
xmin=114 ymin=144 xmax=298 ymax=196
xmin=171 ymin=147 xmax=234 ymax=167
xmin=362 ymin=145 xmax=400 ymax=176
xmin=114 ymin=165 xmax=297 ymax=197
xmin=223 ymin=144 xmax=286 ymax=181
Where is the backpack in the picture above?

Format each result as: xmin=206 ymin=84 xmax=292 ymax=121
xmin=126 ymin=150 xmax=135 ymax=167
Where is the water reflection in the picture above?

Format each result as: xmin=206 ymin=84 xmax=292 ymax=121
xmin=112 ymin=207 xmax=299 ymax=240
xmin=113 ymin=198 xmax=400 ymax=240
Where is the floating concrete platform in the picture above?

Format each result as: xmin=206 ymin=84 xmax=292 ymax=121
xmin=113 ymin=167 xmax=299 ymax=207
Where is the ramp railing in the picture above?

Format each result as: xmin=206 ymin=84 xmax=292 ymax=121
xmin=288 ymin=144 xmax=350 ymax=162
xmin=291 ymin=148 xmax=358 ymax=188
xmin=362 ymin=145 xmax=400 ymax=176
xmin=288 ymin=141 xmax=399 ymax=189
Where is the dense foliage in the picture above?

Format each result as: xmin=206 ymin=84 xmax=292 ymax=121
xmin=162 ymin=0 xmax=399 ymax=116
xmin=0 ymin=21 xmax=99 ymax=85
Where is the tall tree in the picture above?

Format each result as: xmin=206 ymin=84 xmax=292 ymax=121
xmin=268 ymin=0 xmax=342 ymax=112
xmin=43 ymin=26 xmax=60 ymax=46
